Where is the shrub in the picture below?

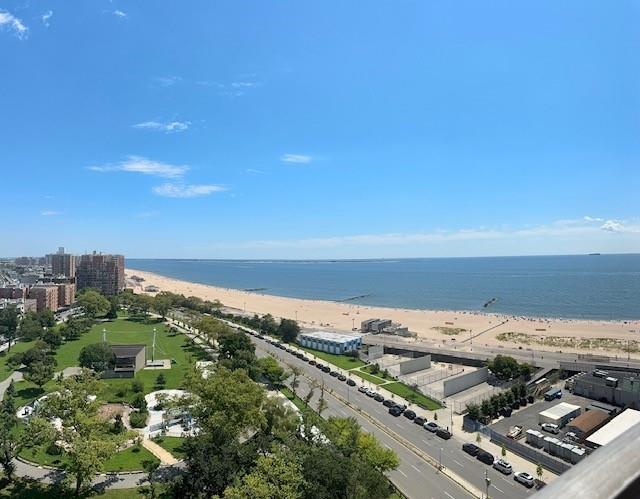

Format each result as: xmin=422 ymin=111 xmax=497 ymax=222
xmin=132 ymin=393 xmax=147 ymax=411
xmin=156 ymin=373 xmax=166 ymax=387
xmin=129 ymin=411 xmax=148 ymax=428
xmin=46 ymin=442 xmax=63 ymax=456
xmin=131 ymin=379 xmax=144 ymax=393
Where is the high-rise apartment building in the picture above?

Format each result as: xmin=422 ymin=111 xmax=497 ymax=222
xmin=56 ymin=283 xmax=76 ymax=308
xmin=51 ymin=252 xmax=76 ymax=278
xmin=76 ymin=252 xmax=125 ymax=296
xmin=28 ymin=285 xmax=59 ymax=312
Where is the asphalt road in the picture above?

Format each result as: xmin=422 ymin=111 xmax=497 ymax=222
xmin=247 ymin=333 xmax=537 ymax=499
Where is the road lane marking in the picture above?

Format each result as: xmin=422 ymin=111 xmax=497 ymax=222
xmin=411 ymin=464 xmax=421 ymax=473
xmin=384 ymin=443 xmax=392 ymax=449
xmin=493 ymin=486 xmax=504 ymax=494
xmin=444 ymin=492 xmax=455 ymax=499
xmin=422 ymin=439 xmax=432 ymax=446
xmin=397 ymin=469 xmax=407 ymax=478
xmin=452 ymin=459 xmax=464 ymax=467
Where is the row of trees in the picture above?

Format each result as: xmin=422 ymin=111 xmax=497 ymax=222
xmin=466 ymin=383 xmax=528 ymax=421
xmin=487 ymin=354 xmax=532 ymax=381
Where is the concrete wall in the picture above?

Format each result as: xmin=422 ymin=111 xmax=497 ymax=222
xmin=398 ymin=355 xmax=431 ymax=375
xmin=367 ymin=345 xmax=384 ymax=361
xmin=443 ymin=367 xmax=488 ymax=397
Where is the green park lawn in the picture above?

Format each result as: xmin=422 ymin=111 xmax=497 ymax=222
xmin=0 ymin=340 xmax=37 ymax=382
xmin=361 ymin=364 xmax=394 ymax=381
xmin=352 ymin=370 xmax=387 ymax=385
xmin=299 ymin=347 xmax=366 ymax=370
xmin=383 ymin=382 xmax=442 ymax=410
xmin=103 ymin=445 xmax=159 ymax=472
xmin=0 ymin=479 xmax=153 ymax=498
xmin=154 ymin=435 xmax=187 ymax=459
xmin=11 ymin=316 xmax=208 ymax=408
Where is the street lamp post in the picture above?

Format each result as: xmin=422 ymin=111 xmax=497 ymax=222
xmin=484 ymin=469 xmax=491 ymax=499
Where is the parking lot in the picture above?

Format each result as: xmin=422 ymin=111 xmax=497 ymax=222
xmin=490 ymin=389 xmax=601 ymax=444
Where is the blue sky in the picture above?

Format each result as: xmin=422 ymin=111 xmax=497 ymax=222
xmin=1 ymin=1 xmax=638 ymax=259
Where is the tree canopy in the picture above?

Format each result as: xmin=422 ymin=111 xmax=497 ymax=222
xmin=78 ymin=342 xmax=115 ymax=373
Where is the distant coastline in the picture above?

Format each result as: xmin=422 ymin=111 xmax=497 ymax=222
xmin=127 ymin=254 xmax=640 ymax=321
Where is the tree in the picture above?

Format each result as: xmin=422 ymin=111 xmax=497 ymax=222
xmin=139 ymin=459 xmax=160 ymax=499
xmin=42 ymin=328 xmax=63 ymax=349
xmin=24 ymin=361 xmax=54 ymax=391
xmin=257 ymin=356 xmax=289 ymax=386
xmin=289 ymin=365 xmax=302 ymax=399
xmin=476 ymin=432 xmax=482 ymax=445
xmin=0 ymin=379 xmax=19 ymax=482
xmin=466 ymin=403 xmax=481 ymax=421
xmin=77 ymin=289 xmax=110 ymax=317
xmin=78 ymin=342 xmax=115 ymax=373
xmin=536 ymin=462 xmax=544 ymax=483
xmin=153 ymin=293 xmax=172 ymax=319
xmin=36 ymin=309 xmax=56 ymax=328
xmin=18 ymin=313 xmax=44 ymax=341
xmin=259 ymin=314 xmax=278 ymax=335
xmin=195 ymin=316 xmax=232 ymax=340
xmin=278 ymin=319 xmax=300 ymax=343
xmin=105 ymin=298 xmax=119 ymax=320
xmin=224 ymin=453 xmax=305 ymax=499
xmin=155 ymin=373 xmax=166 ymax=388
xmin=30 ymin=370 xmax=131 ymax=496
xmin=501 ymin=444 xmax=507 ymax=458
xmin=0 ymin=305 xmax=19 ymax=351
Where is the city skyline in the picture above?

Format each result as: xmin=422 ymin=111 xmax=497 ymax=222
xmin=1 ymin=1 xmax=638 ymax=258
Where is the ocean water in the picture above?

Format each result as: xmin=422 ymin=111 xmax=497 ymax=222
xmin=127 ymin=254 xmax=640 ymax=320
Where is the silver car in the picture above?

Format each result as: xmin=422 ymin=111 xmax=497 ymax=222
xmin=493 ymin=459 xmax=512 ymax=475
xmin=514 ymin=471 xmax=535 ymax=488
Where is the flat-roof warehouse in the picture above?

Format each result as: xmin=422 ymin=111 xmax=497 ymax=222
xmin=539 ymin=402 xmax=581 ymax=427
xmin=586 ymin=408 xmax=640 ymax=448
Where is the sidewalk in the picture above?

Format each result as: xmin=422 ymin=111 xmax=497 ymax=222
xmin=143 ymin=438 xmax=178 ymax=465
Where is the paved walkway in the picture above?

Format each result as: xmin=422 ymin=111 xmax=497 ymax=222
xmin=142 ymin=438 xmax=178 ymax=465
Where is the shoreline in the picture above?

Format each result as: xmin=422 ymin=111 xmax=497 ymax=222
xmin=126 ymin=268 xmax=640 ymax=357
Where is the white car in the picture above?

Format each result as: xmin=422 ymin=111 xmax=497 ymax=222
xmin=493 ymin=459 xmax=512 ymax=475
xmin=541 ymin=423 xmax=560 ymax=434
xmin=514 ymin=471 xmax=535 ymax=488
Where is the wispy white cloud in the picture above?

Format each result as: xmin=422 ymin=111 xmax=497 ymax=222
xmin=41 ymin=10 xmax=53 ymax=27
xmin=246 ymin=168 xmax=264 ymax=175
xmin=281 ymin=153 xmax=312 ymax=164
xmin=113 ymin=10 xmax=127 ymax=18
xmin=583 ymin=215 xmax=604 ymax=223
xmin=197 ymin=78 xmax=261 ymax=97
xmin=133 ymin=121 xmax=190 ymax=133
xmin=154 ymin=76 xmax=181 ymax=87
xmin=88 ymin=156 xmax=188 ymax=178
xmin=152 ymin=183 xmax=227 ymax=198
xmin=201 ymin=217 xmax=640 ymax=251
xmin=0 ymin=10 xmax=28 ymax=39
xmin=41 ymin=210 xmax=60 ymax=216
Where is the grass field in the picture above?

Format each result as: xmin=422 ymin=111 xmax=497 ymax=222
xmin=352 ymin=370 xmax=387 ymax=385
xmin=280 ymin=386 xmax=308 ymax=412
xmin=0 ymin=340 xmax=37 ymax=382
xmin=154 ymin=435 xmax=187 ymax=459
xmin=0 ymin=478 xmax=154 ymax=498
xmin=361 ymin=365 xmax=394 ymax=381
xmin=103 ymin=445 xmax=159 ymax=472
xmin=11 ymin=316 xmax=208 ymax=408
xmin=298 ymin=347 xmax=366 ymax=370
xmin=19 ymin=440 xmax=159 ymax=472
xmin=383 ymin=382 xmax=442 ymax=410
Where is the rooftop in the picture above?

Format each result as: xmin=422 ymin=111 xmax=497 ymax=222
xmin=567 ymin=409 xmax=609 ymax=434
xmin=299 ymin=330 xmax=363 ymax=343
xmin=539 ymin=402 xmax=581 ymax=419
xmin=111 ymin=344 xmax=145 ymax=358
xmin=586 ymin=408 xmax=640 ymax=447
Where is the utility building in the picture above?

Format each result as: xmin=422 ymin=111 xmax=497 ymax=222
xmin=298 ymin=331 xmax=363 ymax=354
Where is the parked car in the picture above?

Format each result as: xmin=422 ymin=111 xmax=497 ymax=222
xmin=329 ymin=371 xmax=339 ymax=377
xmin=366 ymin=389 xmax=376 ymax=397
xmin=424 ymin=422 xmax=439 ymax=433
xmin=383 ymin=399 xmax=395 ymax=408
xmin=541 ymin=423 xmax=560 ymax=434
xmin=493 ymin=459 xmax=512 ymax=475
xmin=315 ymin=363 xmax=324 ymax=370
xmin=338 ymin=374 xmax=347 ymax=381
xmin=462 ymin=443 xmax=480 ymax=456
xmin=507 ymin=425 xmax=523 ymax=439
xmin=358 ymin=386 xmax=368 ymax=393
xmin=395 ymin=404 xmax=407 ymax=413
xmin=346 ymin=378 xmax=356 ymax=386
xmin=514 ymin=471 xmax=535 ymax=488
xmin=436 ymin=428 xmax=452 ymax=440
xmin=414 ymin=416 xmax=426 ymax=426
xmin=374 ymin=393 xmax=385 ymax=402
xmin=389 ymin=406 xmax=402 ymax=417
xmin=527 ymin=395 xmax=535 ymax=403
xmin=308 ymin=360 xmax=316 ymax=366
xmin=403 ymin=409 xmax=416 ymax=420
xmin=476 ymin=451 xmax=494 ymax=465
xmin=321 ymin=366 xmax=331 ymax=373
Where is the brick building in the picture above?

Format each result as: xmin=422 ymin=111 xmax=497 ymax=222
xmin=28 ymin=285 xmax=59 ymax=312
xmin=77 ymin=253 xmax=125 ymax=296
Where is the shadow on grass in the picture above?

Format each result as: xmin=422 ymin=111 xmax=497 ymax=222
xmin=126 ymin=317 xmax=164 ymax=325
xmin=16 ymin=386 xmax=45 ymax=404
xmin=0 ymin=477 xmax=68 ymax=499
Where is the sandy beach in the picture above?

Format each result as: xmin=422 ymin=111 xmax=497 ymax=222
xmin=126 ymin=268 xmax=640 ymax=357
